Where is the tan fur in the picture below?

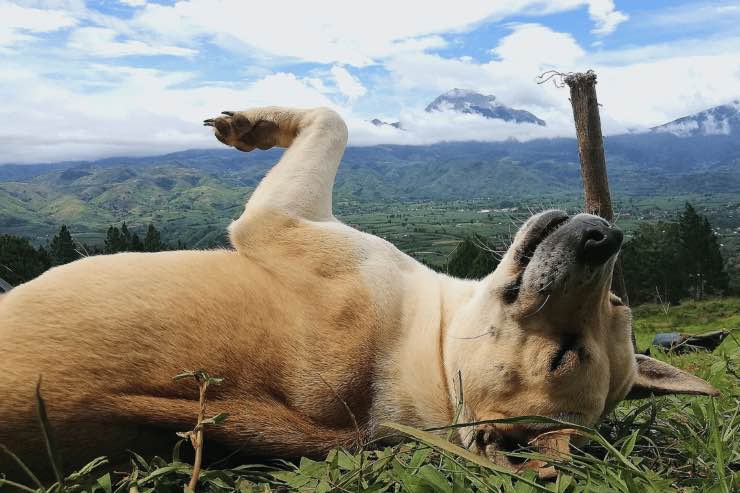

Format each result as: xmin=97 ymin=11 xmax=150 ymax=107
xmin=0 ymin=106 xmax=716 ymax=477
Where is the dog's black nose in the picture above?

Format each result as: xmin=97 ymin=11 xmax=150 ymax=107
xmin=577 ymin=221 xmax=623 ymax=266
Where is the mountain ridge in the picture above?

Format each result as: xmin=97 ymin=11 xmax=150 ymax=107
xmin=651 ymin=100 xmax=740 ymax=137
xmin=1 ymin=130 xmax=738 ymax=244
xmin=424 ymin=88 xmax=546 ymax=126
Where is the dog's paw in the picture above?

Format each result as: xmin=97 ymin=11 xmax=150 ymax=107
xmin=473 ymin=425 xmax=571 ymax=480
xmin=203 ymin=111 xmax=279 ymax=152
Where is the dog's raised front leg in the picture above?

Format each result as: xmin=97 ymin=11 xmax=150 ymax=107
xmin=205 ymin=106 xmax=348 ymax=226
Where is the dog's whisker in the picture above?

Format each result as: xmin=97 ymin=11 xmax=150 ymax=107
xmin=453 ymin=329 xmax=495 ymax=340
xmin=538 ymin=279 xmax=555 ymax=293
xmin=522 ymin=294 xmax=551 ymax=318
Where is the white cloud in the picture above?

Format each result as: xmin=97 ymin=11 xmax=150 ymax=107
xmin=592 ymin=53 xmax=740 ymax=129
xmin=0 ymin=0 xmax=77 ymax=49
xmin=491 ymin=23 xmax=585 ymax=67
xmin=637 ymin=1 xmax=740 ymax=29
xmin=0 ymin=64 xmax=341 ymax=163
xmin=11 ymin=16 xmax=737 ymax=163
xmin=387 ymin=24 xmax=586 ymax=129
xmin=120 ymin=0 xmax=147 ymax=6
xmin=0 ymin=56 xmax=577 ymax=164
xmin=330 ymin=65 xmax=367 ymax=100
xmin=129 ymin=0 xmax=626 ymax=66
xmin=67 ymin=27 xmax=197 ymax=57
xmin=385 ymin=22 xmax=740 ymax=133
xmin=587 ymin=0 xmax=628 ymax=35
xmin=348 ymin=108 xmax=575 ymax=147
xmin=4 ymin=0 xmax=740 ymax=163
xmin=587 ymin=35 xmax=740 ymax=65
xmin=652 ymin=119 xmax=698 ymax=138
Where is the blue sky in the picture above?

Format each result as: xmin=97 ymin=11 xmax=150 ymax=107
xmin=1 ymin=0 xmax=739 ymax=163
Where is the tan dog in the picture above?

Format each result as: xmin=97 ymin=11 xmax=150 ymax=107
xmin=0 ymin=107 xmax=718 ymax=478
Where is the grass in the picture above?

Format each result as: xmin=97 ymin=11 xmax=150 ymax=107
xmin=1 ymin=298 xmax=738 ymax=492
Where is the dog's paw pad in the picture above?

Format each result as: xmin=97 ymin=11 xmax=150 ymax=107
xmin=204 ymin=111 xmax=278 ymax=152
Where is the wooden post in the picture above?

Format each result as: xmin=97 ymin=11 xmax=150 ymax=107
xmin=564 ymin=71 xmax=634 ymax=347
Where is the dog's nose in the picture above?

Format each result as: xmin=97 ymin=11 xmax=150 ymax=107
xmin=576 ymin=219 xmax=623 ymax=266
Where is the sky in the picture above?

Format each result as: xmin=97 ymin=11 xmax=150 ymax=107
xmin=1 ymin=0 xmax=739 ymax=163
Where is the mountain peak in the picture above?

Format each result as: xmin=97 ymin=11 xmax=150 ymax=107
xmin=425 ymin=89 xmax=545 ymax=126
xmin=370 ymin=118 xmax=402 ymax=129
xmin=652 ymin=100 xmax=740 ymax=137
xmin=442 ymin=88 xmax=490 ymax=99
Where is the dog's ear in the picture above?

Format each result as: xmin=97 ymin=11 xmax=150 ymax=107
xmin=625 ymin=354 xmax=719 ymax=399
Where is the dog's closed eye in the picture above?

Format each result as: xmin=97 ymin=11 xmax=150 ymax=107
xmin=502 ymin=274 xmax=523 ymax=304
xmin=549 ymin=334 xmax=587 ymax=373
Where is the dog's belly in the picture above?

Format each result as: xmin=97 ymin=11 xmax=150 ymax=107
xmin=0 ymin=246 xmax=397 ymax=427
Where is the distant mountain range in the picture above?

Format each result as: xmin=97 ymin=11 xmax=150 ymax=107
xmin=1 ymin=130 xmax=738 ymax=244
xmin=370 ymin=89 xmax=547 ymax=129
xmin=1 ymin=97 xmax=739 ymax=244
xmin=424 ymin=89 xmax=546 ymax=126
xmin=652 ymin=100 xmax=740 ymax=137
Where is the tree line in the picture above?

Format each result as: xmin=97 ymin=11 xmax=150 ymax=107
xmin=0 ymin=223 xmax=172 ymax=286
xmin=621 ymin=203 xmax=728 ymax=304
xmin=0 ymin=203 xmax=731 ymax=305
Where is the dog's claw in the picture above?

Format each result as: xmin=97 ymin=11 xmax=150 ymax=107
xmin=204 ymin=109 xmax=277 ymax=152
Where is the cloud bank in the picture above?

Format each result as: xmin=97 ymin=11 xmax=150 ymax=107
xmin=0 ymin=0 xmax=738 ymax=163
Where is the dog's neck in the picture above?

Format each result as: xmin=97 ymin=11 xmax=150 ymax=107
xmin=371 ymin=267 xmax=479 ymax=439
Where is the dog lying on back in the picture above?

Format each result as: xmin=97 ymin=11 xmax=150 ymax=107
xmin=0 ymin=107 xmax=718 ymax=479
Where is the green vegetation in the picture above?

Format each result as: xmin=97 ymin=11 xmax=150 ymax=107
xmin=2 ymin=299 xmax=737 ymax=492
xmin=622 ymin=204 xmax=730 ymax=304
xmin=444 ymin=234 xmax=500 ymax=279
xmin=0 ymin=235 xmax=49 ymax=286
xmin=49 ymin=225 xmax=78 ymax=266
xmin=2 ymin=200 xmax=736 ymax=301
xmin=0 ymin=223 xmax=172 ymax=286
xmin=1 ymin=137 xmax=738 ymax=259
xmin=0 ymin=163 xmax=248 ymax=248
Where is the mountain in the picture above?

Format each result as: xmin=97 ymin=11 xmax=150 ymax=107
xmin=370 ymin=118 xmax=402 ymax=129
xmin=425 ymin=89 xmax=546 ymax=126
xmin=652 ymin=100 xmax=740 ymax=137
xmin=1 ymin=130 xmax=738 ymax=245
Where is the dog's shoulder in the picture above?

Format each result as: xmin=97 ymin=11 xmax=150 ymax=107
xmin=229 ymin=207 xmax=416 ymax=280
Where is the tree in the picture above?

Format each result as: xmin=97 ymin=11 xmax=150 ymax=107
xmin=446 ymin=235 xmax=500 ymax=279
xmin=0 ymin=235 xmax=51 ymax=285
xmin=105 ymin=226 xmax=123 ymax=254
xmin=49 ymin=225 xmax=79 ymax=266
xmin=143 ymin=224 xmax=164 ymax=252
xmin=106 ymin=223 xmax=165 ymax=253
xmin=621 ymin=222 xmax=686 ymax=304
xmin=678 ymin=203 xmax=728 ymax=299
xmin=130 ymin=232 xmax=144 ymax=252
xmin=621 ymin=204 xmax=728 ymax=304
xmin=120 ymin=222 xmax=133 ymax=250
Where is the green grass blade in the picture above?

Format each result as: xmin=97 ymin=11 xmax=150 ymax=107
xmin=35 ymin=378 xmax=65 ymax=490
xmin=424 ymin=415 xmax=646 ymax=476
xmin=0 ymin=443 xmax=45 ymax=490
xmin=708 ymin=398 xmax=729 ymax=493
xmin=382 ymin=422 xmax=552 ymax=492
xmin=0 ymin=478 xmax=39 ymax=493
